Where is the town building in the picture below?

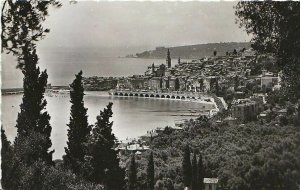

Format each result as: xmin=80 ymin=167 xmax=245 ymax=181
xmin=203 ymin=178 xmax=219 ymax=190
xmin=231 ymin=99 xmax=262 ymax=122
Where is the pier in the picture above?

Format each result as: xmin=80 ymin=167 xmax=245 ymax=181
xmin=1 ymin=88 xmax=24 ymax=95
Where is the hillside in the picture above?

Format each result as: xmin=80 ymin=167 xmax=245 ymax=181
xmin=133 ymin=42 xmax=252 ymax=59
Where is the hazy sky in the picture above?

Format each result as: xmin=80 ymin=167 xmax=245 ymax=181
xmin=40 ymin=0 xmax=250 ymax=49
xmin=2 ymin=1 xmax=252 ymax=88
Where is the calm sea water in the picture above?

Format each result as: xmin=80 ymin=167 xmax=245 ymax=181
xmin=2 ymin=47 xmax=200 ymax=159
xmin=2 ymin=92 xmax=213 ymax=159
xmin=2 ymin=47 xmax=178 ymax=88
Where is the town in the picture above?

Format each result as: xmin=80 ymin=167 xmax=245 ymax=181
xmin=2 ymin=1 xmax=299 ymax=190
xmin=83 ymin=47 xmax=282 ymax=123
xmin=83 ymin=47 xmax=297 ymax=189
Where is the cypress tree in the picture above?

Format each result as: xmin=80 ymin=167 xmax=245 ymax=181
xmin=182 ymin=145 xmax=192 ymax=188
xmin=192 ymin=153 xmax=198 ymax=190
xmin=198 ymin=154 xmax=204 ymax=190
xmin=1 ymin=127 xmax=13 ymax=189
xmin=14 ymin=46 xmax=54 ymax=165
xmin=128 ymin=154 xmax=137 ymax=190
xmin=147 ymin=151 xmax=155 ymax=190
xmin=2 ymin=1 xmax=61 ymax=188
xmin=89 ymin=102 xmax=124 ymax=189
xmin=64 ymin=71 xmax=91 ymax=174
xmin=175 ymin=78 xmax=180 ymax=91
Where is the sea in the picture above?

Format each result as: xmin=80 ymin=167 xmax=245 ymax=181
xmin=1 ymin=47 xmax=212 ymax=159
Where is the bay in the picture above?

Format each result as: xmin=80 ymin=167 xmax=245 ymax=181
xmin=2 ymin=92 xmax=214 ymax=160
xmin=2 ymin=47 xmax=201 ymax=160
xmin=2 ymin=47 xmax=179 ymax=88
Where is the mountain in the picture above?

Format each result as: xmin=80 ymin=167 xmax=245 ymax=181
xmin=133 ymin=42 xmax=252 ymax=59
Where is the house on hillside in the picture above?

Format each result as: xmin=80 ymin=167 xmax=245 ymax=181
xmin=204 ymin=178 xmax=219 ymax=190
xmin=117 ymin=143 xmax=150 ymax=156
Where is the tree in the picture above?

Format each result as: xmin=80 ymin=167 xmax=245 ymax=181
xmin=234 ymin=75 xmax=240 ymax=90
xmin=233 ymin=49 xmax=237 ymax=55
xmin=147 ymin=151 xmax=155 ymax=190
xmin=13 ymin=47 xmax=54 ymax=165
xmin=2 ymin=0 xmax=61 ymax=68
xmin=128 ymin=155 xmax=137 ymax=190
xmin=1 ymin=0 xmax=63 ymax=188
xmin=182 ymin=145 xmax=192 ymax=188
xmin=1 ymin=127 xmax=14 ymax=189
xmin=235 ymin=2 xmax=300 ymax=101
xmin=64 ymin=71 xmax=91 ymax=175
xmin=192 ymin=153 xmax=199 ymax=190
xmin=2 ymin=0 xmax=61 ymax=166
xmin=88 ymin=102 xmax=124 ymax=189
xmin=213 ymin=50 xmax=217 ymax=56
xmin=198 ymin=155 xmax=204 ymax=190
xmin=175 ymin=78 xmax=180 ymax=91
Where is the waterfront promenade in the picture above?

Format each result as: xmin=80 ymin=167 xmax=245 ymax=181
xmin=110 ymin=90 xmax=214 ymax=102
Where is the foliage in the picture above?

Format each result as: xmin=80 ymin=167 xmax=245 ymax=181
xmin=2 ymin=0 xmax=59 ymax=168
xmin=191 ymin=153 xmax=198 ymax=190
xmin=64 ymin=71 xmax=92 ymax=175
xmin=1 ymin=0 xmax=61 ymax=68
xmin=147 ymin=151 xmax=155 ymax=190
xmin=130 ymin=117 xmax=300 ymax=190
xmin=197 ymin=155 xmax=204 ymax=190
xmin=13 ymin=47 xmax=54 ymax=165
xmin=128 ymin=155 xmax=137 ymax=190
xmin=88 ymin=102 xmax=125 ymax=189
xmin=1 ymin=127 xmax=13 ymax=189
xmin=235 ymin=1 xmax=300 ymax=102
xmin=182 ymin=145 xmax=192 ymax=188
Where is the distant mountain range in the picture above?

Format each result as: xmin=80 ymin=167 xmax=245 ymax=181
xmin=127 ymin=42 xmax=252 ymax=59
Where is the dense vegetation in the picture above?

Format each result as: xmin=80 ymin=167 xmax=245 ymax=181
xmin=235 ymin=1 xmax=300 ymax=102
xmin=124 ymin=114 xmax=299 ymax=189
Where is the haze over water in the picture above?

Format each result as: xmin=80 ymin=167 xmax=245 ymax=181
xmin=2 ymin=47 xmax=168 ymax=88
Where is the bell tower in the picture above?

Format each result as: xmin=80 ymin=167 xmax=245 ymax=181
xmin=166 ymin=49 xmax=171 ymax=68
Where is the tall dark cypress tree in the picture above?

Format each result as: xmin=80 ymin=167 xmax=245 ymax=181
xmin=89 ymin=102 xmax=124 ymax=189
xmin=14 ymin=46 xmax=54 ymax=165
xmin=1 ymin=127 xmax=13 ymax=189
xmin=64 ymin=71 xmax=91 ymax=174
xmin=182 ymin=145 xmax=192 ymax=188
xmin=192 ymin=153 xmax=198 ymax=190
xmin=2 ymin=0 xmax=61 ymax=166
xmin=175 ymin=78 xmax=180 ymax=91
xmin=2 ymin=0 xmax=61 ymax=188
xmin=128 ymin=154 xmax=137 ymax=190
xmin=147 ymin=151 xmax=155 ymax=190
xmin=198 ymin=154 xmax=204 ymax=190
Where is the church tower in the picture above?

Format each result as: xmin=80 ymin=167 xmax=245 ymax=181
xmin=166 ymin=49 xmax=171 ymax=68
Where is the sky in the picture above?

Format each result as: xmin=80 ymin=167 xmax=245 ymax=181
xmin=2 ymin=1 xmax=251 ymax=88
xmin=39 ymin=0 xmax=250 ymax=49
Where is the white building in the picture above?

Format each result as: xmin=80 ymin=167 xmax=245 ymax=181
xmin=203 ymin=178 xmax=219 ymax=190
